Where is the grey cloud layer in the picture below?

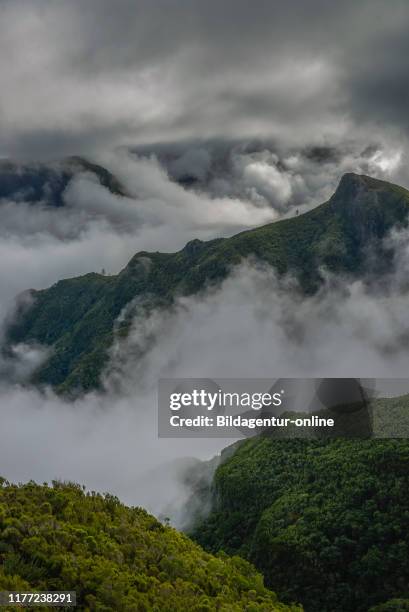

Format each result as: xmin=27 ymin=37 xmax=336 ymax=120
xmin=0 ymin=139 xmax=406 ymax=331
xmin=0 ymin=149 xmax=280 ymax=330
xmin=135 ymin=138 xmax=408 ymax=213
xmin=1 ymin=0 xmax=408 ymax=157
xmin=3 ymin=249 xmax=409 ymax=523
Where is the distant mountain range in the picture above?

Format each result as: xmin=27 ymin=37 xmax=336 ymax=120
xmin=0 ymin=156 xmax=125 ymax=206
xmin=4 ymin=172 xmax=409 ymax=392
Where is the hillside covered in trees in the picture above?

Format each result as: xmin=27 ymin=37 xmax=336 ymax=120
xmin=191 ymin=438 xmax=409 ymax=612
xmin=0 ymin=479 xmax=300 ymax=612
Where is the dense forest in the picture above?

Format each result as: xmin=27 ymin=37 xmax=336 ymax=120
xmin=191 ymin=437 xmax=409 ymax=612
xmin=0 ymin=479 xmax=300 ymax=612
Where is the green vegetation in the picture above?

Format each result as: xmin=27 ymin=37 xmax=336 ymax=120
xmin=370 ymin=601 xmax=409 ymax=612
xmin=0 ymin=479 xmax=300 ymax=612
xmin=5 ymin=172 xmax=409 ymax=391
xmin=191 ymin=436 xmax=409 ymax=612
xmin=3 ymin=173 xmax=409 ymax=611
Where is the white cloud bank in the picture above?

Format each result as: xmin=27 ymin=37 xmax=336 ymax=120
xmin=2 ymin=246 xmax=409 ymax=524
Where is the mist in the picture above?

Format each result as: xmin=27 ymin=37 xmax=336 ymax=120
xmin=2 ymin=145 xmax=409 ymax=525
xmin=0 ymin=383 xmax=226 ymax=527
xmin=1 ymin=138 xmax=408 ymax=325
xmin=0 ymin=149 xmax=280 ymax=323
xmin=1 ymin=0 xmax=409 ymax=544
xmin=3 ymin=233 xmax=409 ymax=525
xmin=132 ymin=137 xmax=408 ymax=216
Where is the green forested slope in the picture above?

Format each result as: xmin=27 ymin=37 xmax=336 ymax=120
xmin=5 ymin=172 xmax=409 ymax=392
xmin=191 ymin=437 xmax=409 ymax=612
xmin=0 ymin=480 xmax=300 ymax=612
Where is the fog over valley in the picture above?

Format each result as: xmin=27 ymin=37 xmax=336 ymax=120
xmin=1 ymin=0 xmax=409 ymax=528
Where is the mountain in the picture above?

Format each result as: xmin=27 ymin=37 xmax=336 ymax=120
xmin=4 ymin=173 xmax=409 ymax=392
xmin=0 ymin=156 xmax=125 ymax=206
xmin=0 ymin=480 xmax=300 ymax=611
xmin=190 ymin=433 xmax=409 ymax=612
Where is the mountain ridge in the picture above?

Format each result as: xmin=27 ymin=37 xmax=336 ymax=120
xmin=0 ymin=156 xmax=126 ymax=206
xmin=4 ymin=172 xmax=409 ymax=392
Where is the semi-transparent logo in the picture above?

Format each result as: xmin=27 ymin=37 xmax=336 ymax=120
xmin=158 ymin=378 xmax=409 ymax=438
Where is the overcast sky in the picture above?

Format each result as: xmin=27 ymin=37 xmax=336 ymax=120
xmin=0 ymin=0 xmax=408 ymax=159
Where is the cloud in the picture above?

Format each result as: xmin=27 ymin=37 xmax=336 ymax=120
xmin=0 ymin=383 xmax=225 ymax=527
xmin=1 ymin=0 xmax=409 ymax=522
xmin=106 ymin=256 xmax=409 ymax=387
xmin=0 ymin=149 xmax=282 ymax=325
xmin=134 ymin=138 xmax=409 ymax=216
xmin=241 ymin=156 xmax=294 ymax=208
xmin=0 ymin=0 xmax=408 ymax=158
xmin=2 ymin=139 xmax=407 ymax=312
xmin=2 ymin=219 xmax=409 ymax=523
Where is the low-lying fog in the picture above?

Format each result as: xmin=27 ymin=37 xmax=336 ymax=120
xmin=1 ymin=146 xmax=409 ymax=526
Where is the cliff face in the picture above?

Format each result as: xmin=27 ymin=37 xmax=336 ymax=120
xmin=329 ymin=172 xmax=409 ymax=245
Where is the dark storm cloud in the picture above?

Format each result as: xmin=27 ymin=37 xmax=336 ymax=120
xmin=1 ymin=0 xmax=408 ymax=158
xmin=344 ymin=21 xmax=409 ymax=130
